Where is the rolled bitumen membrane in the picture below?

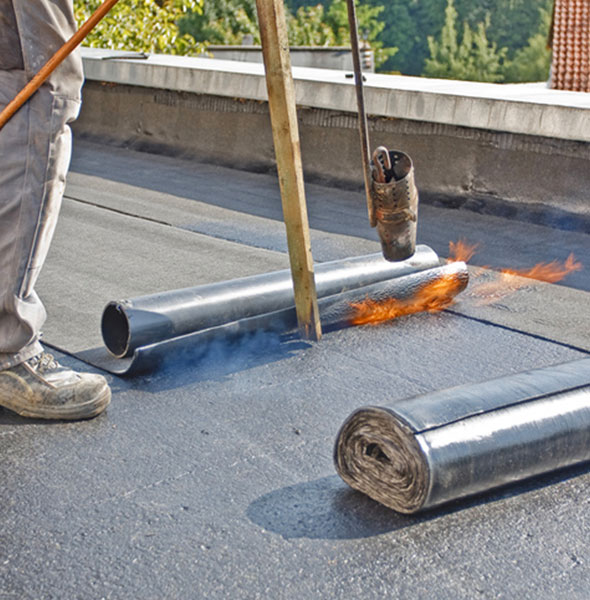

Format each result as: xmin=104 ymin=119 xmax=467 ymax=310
xmin=97 ymin=250 xmax=468 ymax=375
xmin=334 ymin=358 xmax=590 ymax=514
xmin=102 ymin=246 xmax=440 ymax=358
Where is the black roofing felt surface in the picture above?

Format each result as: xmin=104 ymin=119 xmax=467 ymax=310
xmin=2 ymin=140 xmax=590 ymax=598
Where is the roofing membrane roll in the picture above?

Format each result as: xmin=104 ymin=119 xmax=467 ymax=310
xmin=97 ymin=252 xmax=468 ymax=375
xmin=334 ymin=358 xmax=590 ymax=513
xmin=101 ymin=247 xmax=440 ymax=359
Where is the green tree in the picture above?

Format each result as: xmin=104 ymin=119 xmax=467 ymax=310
xmin=365 ymin=0 xmax=552 ymax=76
xmin=288 ymin=4 xmax=338 ymax=46
xmin=180 ymin=0 xmax=395 ymax=68
xmin=365 ymin=0 xmax=446 ymax=75
xmin=178 ymin=0 xmax=259 ymax=45
xmin=74 ymin=0 xmax=204 ymax=55
xmin=285 ymin=0 xmax=318 ymax=9
xmin=286 ymin=0 xmax=553 ymax=77
xmin=319 ymin=0 xmax=396 ymax=67
xmin=424 ymin=0 xmax=506 ymax=82
xmin=502 ymin=6 xmax=552 ymax=82
xmin=453 ymin=0 xmax=553 ymax=60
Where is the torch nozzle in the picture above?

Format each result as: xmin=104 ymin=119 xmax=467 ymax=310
xmin=370 ymin=147 xmax=419 ymax=262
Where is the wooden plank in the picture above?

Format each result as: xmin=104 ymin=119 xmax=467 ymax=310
xmin=255 ymin=0 xmax=322 ymax=341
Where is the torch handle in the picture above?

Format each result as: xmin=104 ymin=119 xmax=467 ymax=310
xmin=346 ymin=0 xmax=376 ymax=228
xmin=0 ymin=0 xmax=122 ymax=131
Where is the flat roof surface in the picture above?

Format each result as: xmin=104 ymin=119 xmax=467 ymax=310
xmin=1 ymin=140 xmax=590 ymax=598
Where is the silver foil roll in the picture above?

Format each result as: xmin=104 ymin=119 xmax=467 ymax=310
xmin=101 ymin=247 xmax=440 ymax=358
xmin=96 ymin=260 xmax=467 ymax=375
xmin=335 ymin=358 xmax=590 ymax=513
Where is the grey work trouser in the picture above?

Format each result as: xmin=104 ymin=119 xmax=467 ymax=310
xmin=0 ymin=0 xmax=83 ymax=369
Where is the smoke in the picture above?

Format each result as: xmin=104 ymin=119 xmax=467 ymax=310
xmin=138 ymin=327 xmax=309 ymax=392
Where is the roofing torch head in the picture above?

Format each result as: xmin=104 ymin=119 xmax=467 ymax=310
xmin=370 ymin=148 xmax=419 ymax=262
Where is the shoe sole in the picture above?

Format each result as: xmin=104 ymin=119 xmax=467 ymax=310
xmin=4 ymin=384 xmax=111 ymax=421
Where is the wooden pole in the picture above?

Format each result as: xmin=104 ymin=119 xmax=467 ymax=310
xmin=0 ymin=0 xmax=122 ymax=131
xmin=255 ymin=0 xmax=322 ymax=341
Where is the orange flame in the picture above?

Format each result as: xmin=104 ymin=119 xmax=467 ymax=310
xmin=448 ymin=239 xmax=479 ymax=263
xmin=499 ymin=253 xmax=582 ymax=283
xmin=349 ymin=273 xmax=464 ymax=326
xmin=469 ymin=251 xmax=582 ymax=305
xmin=348 ymin=240 xmax=582 ymax=327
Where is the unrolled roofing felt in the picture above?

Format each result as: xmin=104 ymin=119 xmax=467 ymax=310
xmin=40 ymin=195 xmax=454 ymax=375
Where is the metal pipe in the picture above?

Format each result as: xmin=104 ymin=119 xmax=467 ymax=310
xmin=97 ymin=259 xmax=467 ymax=375
xmin=334 ymin=358 xmax=590 ymax=514
xmin=346 ymin=0 xmax=375 ymax=228
xmin=101 ymin=247 xmax=440 ymax=358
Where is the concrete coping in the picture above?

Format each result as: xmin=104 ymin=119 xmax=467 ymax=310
xmin=81 ymin=47 xmax=590 ymax=143
xmin=207 ymin=45 xmax=352 ymax=52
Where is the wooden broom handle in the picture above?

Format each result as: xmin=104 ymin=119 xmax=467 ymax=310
xmin=0 ymin=0 xmax=122 ymax=131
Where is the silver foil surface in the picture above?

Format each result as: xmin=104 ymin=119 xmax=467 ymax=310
xmin=335 ymin=358 xmax=590 ymax=513
xmin=97 ymin=251 xmax=470 ymax=375
xmin=101 ymin=247 xmax=440 ymax=359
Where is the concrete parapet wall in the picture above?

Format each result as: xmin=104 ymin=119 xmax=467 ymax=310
xmin=75 ymin=49 xmax=590 ymax=224
xmin=206 ymin=46 xmax=359 ymax=71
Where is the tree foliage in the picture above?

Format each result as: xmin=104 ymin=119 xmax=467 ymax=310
xmin=502 ymin=6 xmax=552 ymax=82
xmin=289 ymin=0 xmax=395 ymax=67
xmin=75 ymin=0 xmax=552 ymax=82
xmin=365 ymin=0 xmax=447 ymax=75
xmin=179 ymin=0 xmax=395 ymax=67
xmin=289 ymin=0 xmax=467 ymax=76
xmin=293 ymin=0 xmax=395 ymax=67
xmin=288 ymin=4 xmax=337 ymax=46
xmin=453 ymin=0 xmax=552 ymax=60
xmin=424 ymin=0 xmax=506 ymax=82
xmin=74 ymin=0 xmax=204 ymax=55
xmin=178 ymin=0 xmax=259 ymax=45
xmin=364 ymin=0 xmax=552 ymax=77
xmin=285 ymin=0 xmax=317 ymax=9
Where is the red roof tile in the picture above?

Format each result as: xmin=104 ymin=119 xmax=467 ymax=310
xmin=550 ymin=0 xmax=590 ymax=91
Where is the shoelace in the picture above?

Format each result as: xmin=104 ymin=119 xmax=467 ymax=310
xmin=28 ymin=352 xmax=60 ymax=374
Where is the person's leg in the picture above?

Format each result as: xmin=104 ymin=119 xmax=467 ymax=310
xmin=0 ymin=0 xmax=83 ymax=368
xmin=0 ymin=0 xmax=110 ymax=419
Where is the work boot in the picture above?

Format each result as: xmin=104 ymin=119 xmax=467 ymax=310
xmin=0 ymin=352 xmax=111 ymax=420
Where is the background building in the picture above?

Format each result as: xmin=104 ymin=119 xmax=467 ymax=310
xmin=551 ymin=0 xmax=590 ymax=91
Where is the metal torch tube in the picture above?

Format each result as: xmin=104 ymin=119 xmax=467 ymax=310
xmin=335 ymin=358 xmax=590 ymax=514
xmin=101 ymin=246 xmax=440 ymax=358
